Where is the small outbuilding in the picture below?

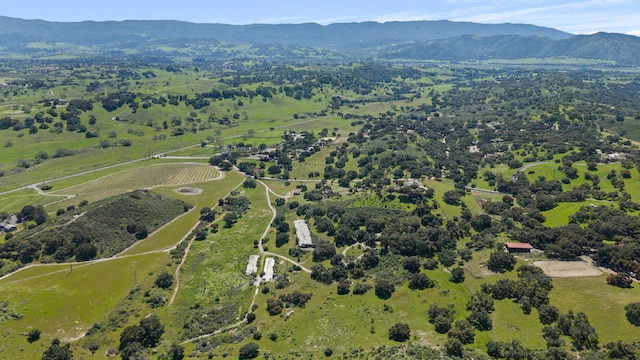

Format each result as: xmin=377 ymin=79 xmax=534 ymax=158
xmin=505 ymin=242 xmax=533 ymax=253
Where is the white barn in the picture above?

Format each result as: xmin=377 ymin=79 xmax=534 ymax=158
xmin=294 ymin=219 xmax=313 ymax=248
xmin=263 ymin=257 xmax=275 ymax=282
xmin=245 ymin=255 xmax=260 ymax=275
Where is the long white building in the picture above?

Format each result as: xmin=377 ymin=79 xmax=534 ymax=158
xmin=263 ymin=257 xmax=275 ymax=282
xmin=245 ymin=255 xmax=260 ymax=275
xmin=294 ymin=219 xmax=313 ymax=248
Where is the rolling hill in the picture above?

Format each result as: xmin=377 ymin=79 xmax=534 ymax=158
xmin=0 ymin=16 xmax=639 ymax=65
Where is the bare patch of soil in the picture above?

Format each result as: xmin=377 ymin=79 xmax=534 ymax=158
xmin=533 ymin=260 xmax=603 ymax=278
xmin=174 ymin=187 xmax=203 ymax=195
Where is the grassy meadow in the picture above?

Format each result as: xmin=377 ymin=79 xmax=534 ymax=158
xmin=2 ymin=63 xmax=640 ymax=360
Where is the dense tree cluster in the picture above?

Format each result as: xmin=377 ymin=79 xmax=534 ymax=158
xmin=0 ymin=192 xmax=188 ymax=269
xmin=119 ymin=315 xmax=165 ymax=359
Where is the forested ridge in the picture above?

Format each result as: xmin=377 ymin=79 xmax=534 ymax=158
xmin=2 ymin=16 xmax=640 ymax=65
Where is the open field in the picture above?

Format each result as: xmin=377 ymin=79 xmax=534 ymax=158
xmin=0 ymin=189 xmax=60 ymax=214
xmin=0 ymin=252 xmax=168 ymax=358
xmin=48 ymin=162 xmax=220 ymax=208
xmin=550 ymin=276 xmax=640 ymax=344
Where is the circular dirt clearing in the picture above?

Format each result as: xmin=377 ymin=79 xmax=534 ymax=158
xmin=533 ymin=260 xmax=603 ymax=278
xmin=175 ymin=187 xmax=203 ymax=195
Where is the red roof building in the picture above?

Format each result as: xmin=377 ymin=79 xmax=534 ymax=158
xmin=505 ymin=242 xmax=533 ymax=253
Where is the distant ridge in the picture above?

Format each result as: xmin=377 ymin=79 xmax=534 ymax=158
xmin=0 ymin=16 xmax=570 ymax=47
xmin=1 ymin=16 xmax=639 ymax=66
xmin=377 ymin=32 xmax=640 ymax=64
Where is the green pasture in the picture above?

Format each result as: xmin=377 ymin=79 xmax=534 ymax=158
xmin=524 ymin=161 xmax=640 ymax=202
xmin=241 ymin=269 xmax=467 ymax=357
xmin=0 ymin=189 xmax=61 ymax=214
xmin=349 ymin=191 xmax=417 ymax=212
xmin=550 ymin=276 xmax=640 ymax=344
xmin=542 ymin=202 xmax=602 ymax=227
xmin=423 ymin=179 xmax=483 ymax=218
xmin=473 ymin=163 xmax=514 ymax=190
xmin=161 ymin=181 xmax=274 ymax=341
xmin=226 ymin=115 xmax=355 ymax=148
xmin=288 ymin=144 xmax=341 ymax=180
xmin=0 ymin=252 xmax=168 ymax=359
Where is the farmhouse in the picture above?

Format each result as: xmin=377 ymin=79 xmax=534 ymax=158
xmin=245 ymin=255 xmax=260 ymax=275
xmin=505 ymin=242 xmax=533 ymax=253
xmin=263 ymin=257 xmax=275 ymax=282
xmin=294 ymin=219 xmax=313 ymax=248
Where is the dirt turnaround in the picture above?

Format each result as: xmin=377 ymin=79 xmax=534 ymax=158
xmin=174 ymin=187 xmax=203 ymax=195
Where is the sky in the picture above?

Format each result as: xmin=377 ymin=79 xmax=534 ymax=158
xmin=1 ymin=0 xmax=639 ymax=36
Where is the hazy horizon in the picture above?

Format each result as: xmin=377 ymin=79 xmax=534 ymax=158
xmin=1 ymin=0 xmax=639 ymax=36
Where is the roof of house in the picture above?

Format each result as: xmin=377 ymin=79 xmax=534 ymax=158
xmin=505 ymin=242 xmax=533 ymax=250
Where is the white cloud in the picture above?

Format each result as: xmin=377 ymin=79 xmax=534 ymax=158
xmin=626 ymin=30 xmax=640 ymax=37
xmin=312 ymin=15 xmax=373 ymax=25
xmin=435 ymin=1 xmax=639 ymax=34
xmin=367 ymin=11 xmax=438 ymax=23
xmin=253 ymin=16 xmax=304 ymax=24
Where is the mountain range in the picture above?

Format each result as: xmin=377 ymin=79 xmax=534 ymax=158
xmin=0 ymin=16 xmax=638 ymax=66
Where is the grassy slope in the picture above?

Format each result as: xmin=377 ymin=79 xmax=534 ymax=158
xmin=0 ymin=253 xmax=167 ymax=359
xmin=162 ymin=179 xmax=272 ymax=345
xmin=0 ymin=168 xmax=244 ymax=359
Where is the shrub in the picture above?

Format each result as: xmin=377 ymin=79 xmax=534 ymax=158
xmin=625 ymin=303 xmax=640 ymax=326
xmin=607 ymin=273 xmax=633 ymax=288
xmin=374 ymin=278 xmax=395 ymax=300
xmin=243 ymin=178 xmax=257 ymax=188
xmin=155 ymin=272 xmax=174 ymax=289
xmin=266 ymin=298 xmax=283 ymax=316
xmin=246 ymin=312 xmax=256 ymax=324
xmin=449 ymin=267 xmax=465 ymax=283
xmin=388 ymin=323 xmax=410 ymax=342
xmin=238 ymin=343 xmax=259 ymax=359
xmin=27 ymin=328 xmax=41 ymax=343
xmin=408 ymin=273 xmax=435 ymax=290
xmin=352 ymin=283 xmax=372 ymax=295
